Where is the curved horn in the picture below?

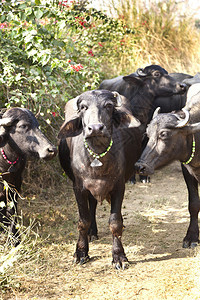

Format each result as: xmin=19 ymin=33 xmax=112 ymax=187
xmin=112 ymin=91 xmax=122 ymax=107
xmin=152 ymin=107 xmax=161 ymax=119
xmin=0 ymin=117 xmax=14 ymax=127
xmin=175 ymin=108 xmax=190 ymax=128
xmin=136 ymin=68 xmax=147 ymax=77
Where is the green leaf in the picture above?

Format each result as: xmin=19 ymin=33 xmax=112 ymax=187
xmin=57 ymin=20 xmax=66 ymax=30
xmin=0 ymin=15 xmax=5 ymax=23
xmin=34 ymin=9 xmax=43 ymax=20
xmin=15 ymin=73 xmax=21 ymax=81
xmin=19 ymin=12 xmax=26 ymax=21
xmin=19 ymin=3 xmax=27 ymax=10
xmin=25 ymin=7 xmax=32 ymax=16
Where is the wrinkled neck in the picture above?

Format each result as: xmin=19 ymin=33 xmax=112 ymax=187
xmin=2 ymin=142 xmax=21 ymax=162
xmin=130 ymin=90 xmax=155 ymax=125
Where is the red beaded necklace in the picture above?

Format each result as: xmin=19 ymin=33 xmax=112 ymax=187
xmin=1 ymin=148 xmax=19 ymax=165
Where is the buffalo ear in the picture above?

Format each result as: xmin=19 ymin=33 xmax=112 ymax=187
xmin=58 ymin=117 xmax=82 ymax=139
xmin=182 ymin=122 xmax=200 ymax=135
xmin=0 ymin=134 xmax=7 ymax=147
xmin=0 ymin=116 xmax=14 ymax=147
xmin=123 ymin=74 xmax=144 ymax=86
xmin=113 ymin=109 xmax=141 ymax=128
xmin=0 ymin=129 xmax=9 ymax=147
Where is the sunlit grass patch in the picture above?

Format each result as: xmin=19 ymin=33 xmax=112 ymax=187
xmin=0 ymin=219 xmax=43 ymax=296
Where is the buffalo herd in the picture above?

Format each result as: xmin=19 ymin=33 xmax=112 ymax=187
xmin=1 ymin=65 xmax=200 ymax=269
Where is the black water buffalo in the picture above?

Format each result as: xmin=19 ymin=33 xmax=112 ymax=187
xmin=58 ymin=90 xmax=141 ymax=269
xmin=0 ymin=107 xmax=57 ymax=245
xmin=135 ymin=83 xmax=200 ymax=248
xmin=100 ymin=65 xmax=188 ymax=183
xmin=99 ymin=65 xmax=187 ymax=126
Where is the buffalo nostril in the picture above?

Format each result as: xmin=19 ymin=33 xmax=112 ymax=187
xmin=88 ymin=124 xmax=104 ymax=133
xmin=48 ymin=147 xmax=57 ymax=154
xmin=99 ymin=124 xmax=104 ymax=131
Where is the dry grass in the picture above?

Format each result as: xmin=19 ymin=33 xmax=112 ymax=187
xmin=1 ymin=162 xmax=200 ymax=299
xmin=99 ymin=0 xmax=200 ymax=76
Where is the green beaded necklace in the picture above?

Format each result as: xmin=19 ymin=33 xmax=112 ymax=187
xmin=182 ymin=135 xmax=195 ymax=165
xmin=84 ymin=138 xmax=113 ymax=167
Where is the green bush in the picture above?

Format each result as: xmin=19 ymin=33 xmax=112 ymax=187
xmin=0 ymin=0 xmax=136 ymax=128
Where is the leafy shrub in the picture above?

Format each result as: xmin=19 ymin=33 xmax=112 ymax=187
xmin=0 ymin=0 xmax=136 ymax=128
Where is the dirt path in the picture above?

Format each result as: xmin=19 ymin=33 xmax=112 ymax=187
xmin=7 ymin=161 xmax=200 ymax=299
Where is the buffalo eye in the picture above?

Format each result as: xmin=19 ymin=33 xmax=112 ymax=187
xmin=104 ymin=103 xmax=113 ymax=111
xmin=80 ymin=104 xmax=88 ymax=111
xmin=159 ymin=130 xmax=171 ymax=140
xmin=153 ymin=71 xmax=161 ymax=77
xmin=19 ymin=124 xmax=28 ymax=129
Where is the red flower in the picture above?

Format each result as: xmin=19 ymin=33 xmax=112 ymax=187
xmin=52 ymin=111 xmax=59 ymax=117
xmin=79 ymin=20 xmax=86 ymax=27
xmin=88 ymin=49 xmax=94 ymax=56
xmin=0 ymin=22 xmax=7 ymax=29
xmin=98 ymin=42 xmax=103 ymax=47
xmin=142 ymin=21 xmax=147 ymax=26
xmin=71 ymin=64 xmax=84 ymax=72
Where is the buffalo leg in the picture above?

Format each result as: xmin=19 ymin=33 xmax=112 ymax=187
xmin=7 ymin=195 xmax=20 ymax=247
xmin=109 ymin=184 xmax=128 ymax=269
xmin=0 ymin=201 xmax=7 ymax=232
xmin=74 ymin=187 xmax=91 ymax=264
xmin=0 ymin=190 xmax=20 ymax=246
xmin=88 ymin=194 xmax=98 ymax=241
xmin=181 ymin=164 xmax=200 ymax=248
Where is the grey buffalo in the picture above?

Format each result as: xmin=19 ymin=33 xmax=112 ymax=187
xmin=58 ymin=90 xmax=141 ymax=269
xmin=0 ymin=107 xmax=57 ymax=245
xmin=135 ymin=83 xmax=200 ymax=248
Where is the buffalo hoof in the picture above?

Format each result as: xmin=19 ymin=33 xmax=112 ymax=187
xmin=73 ymin=253 xmax=90 ymax=265
xmin=129 ymin=179 xmax=136 ymax=184
xmin=112 ymin=255 xmax=129 ymax=270
xmin=183 ymin=240 xmax=198 ymax=249
xmin=140 ymin=176 xmax=150 ymax=183
xmin=129 ymin=175 xmax=136 ymax=184
xmin=88 ymin=234 xmax=98 ymax=242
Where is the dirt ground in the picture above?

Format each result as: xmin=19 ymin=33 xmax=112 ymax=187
xmin=4 ymin=161 xmax=200 ymax=299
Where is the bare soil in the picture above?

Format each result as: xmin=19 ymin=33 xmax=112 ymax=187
xmin=4 ymin=161 xmax=200 ymax=299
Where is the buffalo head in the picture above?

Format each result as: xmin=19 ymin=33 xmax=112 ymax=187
xmin=135 ymin=106 xmax=200 ymax=175
xmin=123 ymin=64 xmax=187 ymax=97
xmin=58 ymin=90 xmax=140 ymax=142
xmin=0 ymin=108 xmax=57 ymax=160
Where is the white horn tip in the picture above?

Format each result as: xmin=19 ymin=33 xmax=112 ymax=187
xmin=176 ymin=108 xmax=190 ymax=128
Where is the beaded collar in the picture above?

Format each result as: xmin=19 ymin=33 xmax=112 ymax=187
xmin=84 ymin=138 xmax=113 ymax=167
xmin=1 ymin=148 xmax=19 ymax=165
xmin=182 ymin=135 xmax=195 ymax=165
